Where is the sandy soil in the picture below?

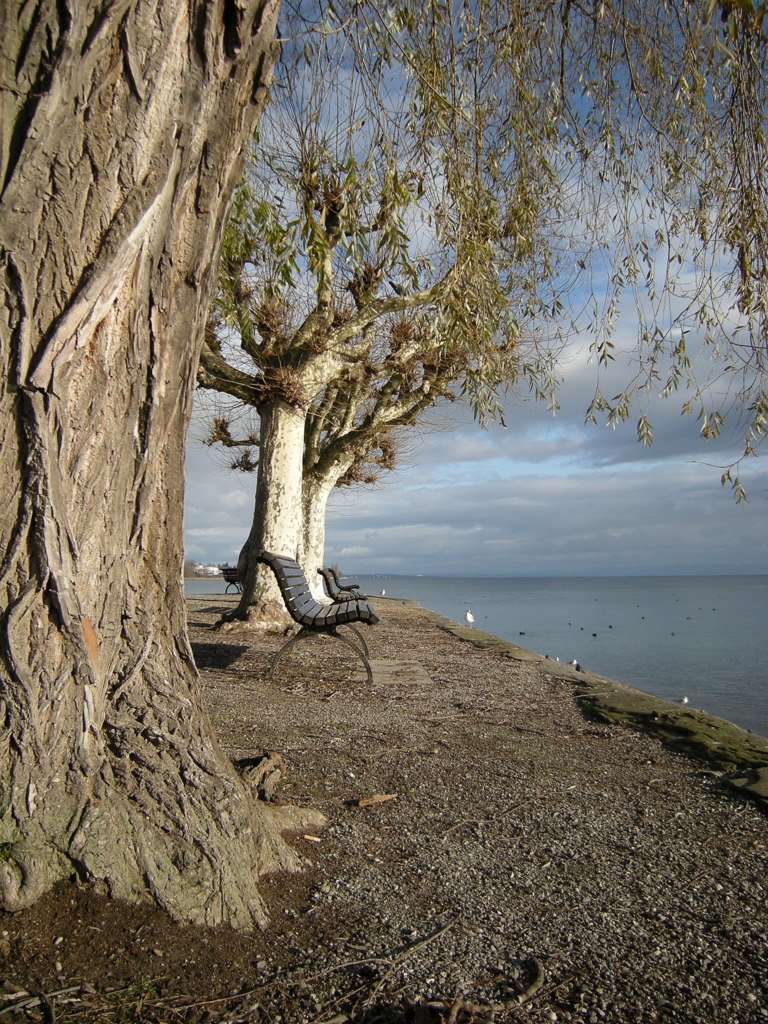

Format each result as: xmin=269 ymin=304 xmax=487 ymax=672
xmin=1 ymin=594 xmax=767 ymax=1024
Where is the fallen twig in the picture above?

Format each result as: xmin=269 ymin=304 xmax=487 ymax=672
xmin=0 ymin=986 xmax=79 ymax=1019
xmin=363 ymin=917 xmax=460 ymax=1007
xmin=440 ymin=801 xmax=525 ymax=840
xmin=161 ymin=977 xmax=282 ymax=1014
xmin=422 ymin=957 xmax=545 ymax=1022
xmin=299 ymin=956 xmax=396 ymax=986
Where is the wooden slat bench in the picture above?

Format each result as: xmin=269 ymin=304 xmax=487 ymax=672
xmin=257 ymin=551 xmax=379 ymax=683
xmin=330 ymin=565 xmax=364 ymax=596
xmin=221 ymin=566 xmax=242 ymax=593
xmin=318 ymin=565 xmax=364 ymax=601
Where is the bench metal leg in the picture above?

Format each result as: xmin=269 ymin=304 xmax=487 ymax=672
xmin=329 ymin=627 xmax=374 ymax=685
xmin=346 ymin=623 xmax=371 ymax=660
xmin=267 ymin=625 xmax=373 ymax=684
xmin=268 ymin=627 xmax=311 ymax=678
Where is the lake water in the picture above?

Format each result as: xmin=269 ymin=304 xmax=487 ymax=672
xmin=185 ymin=574 xmax=768 ymax=739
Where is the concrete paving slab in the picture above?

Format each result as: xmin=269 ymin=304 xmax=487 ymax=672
xmin=369 ymin=659 xmax=432 ymax=686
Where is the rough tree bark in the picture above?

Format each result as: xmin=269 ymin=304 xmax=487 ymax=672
xmin=0 ymin=0 xmax=305 ymax=930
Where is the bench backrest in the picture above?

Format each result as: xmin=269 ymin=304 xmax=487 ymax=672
xmin=221 ymin=566 xmax=240 ymax=583
xmin=329 ymin=566 xmax=360 ymax=592
xmin=318 ymin=566 xmax=354 ymax=600
xmin=263 ymin=553 xmax=315 ymax=620
xmin=258 ymin=551 xmax=379 ymax=628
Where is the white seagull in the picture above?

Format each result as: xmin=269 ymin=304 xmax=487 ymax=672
xmin=679 ymin=696 xmax=689 ymax=704
xmin=465 ymin=608 xmax=475 ymax=626
xmin=380 ymin=588 xmax=386 ymax=596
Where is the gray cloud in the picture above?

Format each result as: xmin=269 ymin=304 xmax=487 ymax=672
xmin=185 ymin=334 xmax=767 ymax=576
xmin=324 ymin=462 xmax=768 ymax=576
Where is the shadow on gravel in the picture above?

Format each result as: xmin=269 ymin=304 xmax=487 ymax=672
xmin=354 ymin=1005 xmax=408 ymax=1023
xmin=187 ymin=602 xmax=234 ymax=615
xmin=191 ymin=641 xmax=249 ymax=668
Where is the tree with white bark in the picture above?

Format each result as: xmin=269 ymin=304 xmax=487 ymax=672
xmin=200 ymin=308 xmax=467 ymax=599
xmin=199 ymin=0 xmax=768 ymax=625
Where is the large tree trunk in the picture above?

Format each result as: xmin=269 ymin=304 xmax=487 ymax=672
xmin=233 ymin=399 xmax=306 ymax=625
xmin=302 ymin=459 xmax=355 ymax=598
xmin=0 ymin=0 xmax=302 ymax=931
xmin=302 ymin=476 xmax=334 ymax=601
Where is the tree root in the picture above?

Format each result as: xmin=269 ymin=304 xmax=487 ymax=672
xmin=410 ymin=957 xmax=545 ymax=1023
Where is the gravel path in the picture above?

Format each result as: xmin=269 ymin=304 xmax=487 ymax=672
xmin=197 ymin=594 xmax=768 ymax=1024
xmin=3 ymin=593 xmax=766 ymax=1024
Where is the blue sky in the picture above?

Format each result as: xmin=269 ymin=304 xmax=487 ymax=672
xmin=185 ymin=346 xmax=768 ymax=577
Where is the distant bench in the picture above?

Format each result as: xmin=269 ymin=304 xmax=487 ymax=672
xmin=221 ymin=566 xmax=242 ymax=593
xmin=257 ymin=551 xmax=379 ymax=683
xmin=222 ymin=563 xmax=363 ymax=599
xmin=318 ymin=565 xmax=365 ymax=600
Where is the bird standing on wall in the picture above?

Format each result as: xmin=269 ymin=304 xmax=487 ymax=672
xmin=465 ymin=609 xmax=475 ymax=626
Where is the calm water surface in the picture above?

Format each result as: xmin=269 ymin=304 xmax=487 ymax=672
xmin=360 ymin=574 xmax=768 ymax=739
xmin=185 ymin=574 xmax=768 ymax=739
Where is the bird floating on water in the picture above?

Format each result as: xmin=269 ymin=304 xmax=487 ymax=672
xmin=465 ymin=608 xmax=475 ymax=626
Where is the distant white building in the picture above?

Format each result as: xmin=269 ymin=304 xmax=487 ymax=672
xmin=195 ymin=564 xmax=222 ymax=576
